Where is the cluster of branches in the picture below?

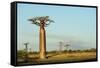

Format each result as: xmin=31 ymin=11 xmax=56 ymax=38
xmin=28 ymin=16 xmax=54 ymax=27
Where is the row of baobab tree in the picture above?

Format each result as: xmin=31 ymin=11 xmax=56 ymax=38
xmin=59 ymin=41 xmax=70 ymax=53
xmin=24 ymin=42 xmax=70 ymax=52
xmin=23 ymin=41 xmax=71 ymax=61
xmin=22 ymin=16 xmax=71 ymax=60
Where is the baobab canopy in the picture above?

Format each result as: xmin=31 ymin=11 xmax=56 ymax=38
xmin=28 ymin=16 xmax=54 ymax=27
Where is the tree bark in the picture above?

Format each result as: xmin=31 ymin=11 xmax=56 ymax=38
xmin=39 ymin=27 xmax=46 ymax=59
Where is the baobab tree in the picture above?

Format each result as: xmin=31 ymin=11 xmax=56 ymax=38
xmin=59 ymin=41 xmax=63 ymax=53
xmin=64 ymin=44 xmax=70 ymax=51
xmin=29 ymin=48 xmax=32 ymax=52
xmin=28 ymin=16 xmax=54 ymax=59
xmin=24 ymin=42 xmax=29 ymax=62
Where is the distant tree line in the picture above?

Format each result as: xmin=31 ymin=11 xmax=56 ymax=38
xmin=17 ymin=48 xmax=96 ymax=58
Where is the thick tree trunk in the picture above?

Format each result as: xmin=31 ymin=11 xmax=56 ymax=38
xmin=39 ymin=27 xmax=46 ymax=59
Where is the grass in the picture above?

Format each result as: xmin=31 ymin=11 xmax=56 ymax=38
xmin=17 ymin=51 xmax=96 ymax=65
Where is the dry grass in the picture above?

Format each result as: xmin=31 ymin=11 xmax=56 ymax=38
xmin=17 ymin=51 xmax=96 ymax=65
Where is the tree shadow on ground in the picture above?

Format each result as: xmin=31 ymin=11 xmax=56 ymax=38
xmin=46 ymin=53 xmax=60 ymax=59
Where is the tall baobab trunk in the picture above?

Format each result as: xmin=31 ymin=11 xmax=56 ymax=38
xmin=39 ymin=22 xmax=46 ymax=59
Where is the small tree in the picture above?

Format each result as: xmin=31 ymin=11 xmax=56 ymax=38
xmin=24 ymin=42 xmax=29 ymax=62
xmin=59 ymin=41 xmax=63 ymax=53
xmin=64 ymin=44 xmax=70 ymax=52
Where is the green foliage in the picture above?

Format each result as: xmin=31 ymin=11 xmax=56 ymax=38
xmin=28 ymin=51 xmax=39 ymax=54
xmin=47 ymin=50 xmax=57 ymax=54
xmin=17 ymin=50 xmax=26 ymax=58
xmin=64 ymin=48 xmax=96 ymax=53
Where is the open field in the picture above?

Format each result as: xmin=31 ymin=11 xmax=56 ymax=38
xmin=17 ymin=51 xmax=96 ymax=65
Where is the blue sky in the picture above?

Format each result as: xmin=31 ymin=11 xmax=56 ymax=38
xmin=17 ymin=3 xmax=96 ymax=51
